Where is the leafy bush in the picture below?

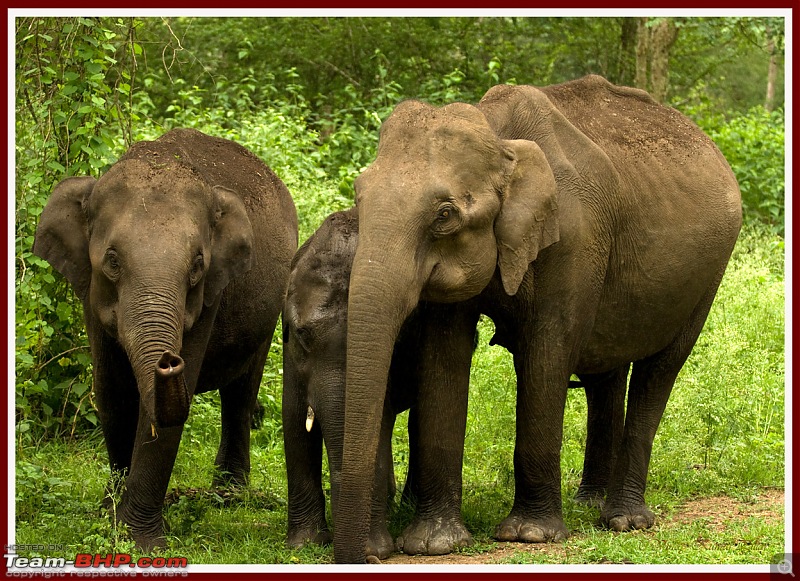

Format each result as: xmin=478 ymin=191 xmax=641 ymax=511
xmin=15 ymin=17 xmax=142 ymax=442
xmin=699 ymin=106 xmax=785 ymax=235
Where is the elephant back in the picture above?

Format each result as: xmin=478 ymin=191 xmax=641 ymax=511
xmin=539 ymin=75 xmax=717 ymax=166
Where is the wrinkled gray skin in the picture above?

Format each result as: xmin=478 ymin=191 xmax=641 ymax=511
xmin=335 ymin=75 xmax=742 ymax=563
xmin=282 ymin=208 xmax=425 ymax=559
xmin=33 ymin=128 xmax=298 ymax=550
xmin=283 ymin=208 xmax=619 ymax=560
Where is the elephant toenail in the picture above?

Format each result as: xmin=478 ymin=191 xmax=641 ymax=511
xmin=632 ymin=515 xmax=650 ymax=529
xmin=609 ymin=516 xmax=628 ymax=532
xmin=519 ymin=525 xmax=546 ymax=543
xmin=495 ymin=524 xmax=517 ymax=541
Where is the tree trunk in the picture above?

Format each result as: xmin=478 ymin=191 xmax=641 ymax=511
xmin=765 ymin=32 xmax=777 ymax=112
xmin=634 ymin=17 xmax=679 ymax=103
xmin=648 ymin=18 xmax=679 ymax=103
xmin=618 ymin=18 xmax=638 ymax=86
xmin=634 ymin=17 xmax=649 ymax=92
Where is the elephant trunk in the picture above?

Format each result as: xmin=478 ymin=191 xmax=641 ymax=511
xmin=122 ymin=284 xmax=189 ymax=429
xmin=153 ymin=351 xmax=190 ymax=428
xmin=334 ymin=235 xmax=423 ymax=564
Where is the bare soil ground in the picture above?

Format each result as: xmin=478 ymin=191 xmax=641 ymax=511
xmin=381 ymin=489 xmax=785 ymax=565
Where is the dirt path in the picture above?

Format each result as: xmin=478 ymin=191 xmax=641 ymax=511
xmin=381 ymin=489 xmax=785 ymax=565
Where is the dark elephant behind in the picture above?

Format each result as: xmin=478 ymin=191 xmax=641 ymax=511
xmin=282 ymin=208 xmax=422 ymax=560
xmin=335 ymin=75 xmax=742 ymax=562
xmin=33 ymin=128 xmax=298 ymax=550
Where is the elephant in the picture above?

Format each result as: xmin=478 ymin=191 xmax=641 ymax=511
xmin=333 ymin=75 xmax=742 ymax=563
xmin=32 ymin=127 xmax=298 ymax=550
xmin=282 ymin=207 xmax=425 ymax=559
xmin=283 ymin=207 xmax=623 ymax=560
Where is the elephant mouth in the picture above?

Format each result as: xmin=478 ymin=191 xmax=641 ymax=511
xmin=152 ymin=351 xmax=190 ymax=428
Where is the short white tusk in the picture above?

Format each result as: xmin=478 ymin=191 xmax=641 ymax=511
xmin=306 ymin=406 xmax=315 ymax=432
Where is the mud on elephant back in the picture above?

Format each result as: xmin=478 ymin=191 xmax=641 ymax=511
xmin=333 ymin=74 xmax=742 ymax=563
xmin=32 ymin=128 xmax=298 ymax=550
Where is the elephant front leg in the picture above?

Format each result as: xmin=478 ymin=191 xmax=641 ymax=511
xmin=116 ymin=408 xmax=184 ymax=551
xmin=395 ymin=303 xmax=477 ymax=556
xmin=495 ymin=342 xmax=570 ymax=544
xmin=283 ymin=356 xmax=330 ymax=548
xmin=90 ymin=328 xmax=140 ymax=514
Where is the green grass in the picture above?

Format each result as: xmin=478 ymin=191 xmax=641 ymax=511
xmin=13 ymin=224 xmax=785 ymax=566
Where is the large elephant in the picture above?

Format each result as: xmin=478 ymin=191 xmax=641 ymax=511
xmin=283 ymin=207 xmax=623 ymax=559
xmin=334 ymin=75 xmax=742 ymax=563
xmin=33 ymin=128 xmax=298 ymax=550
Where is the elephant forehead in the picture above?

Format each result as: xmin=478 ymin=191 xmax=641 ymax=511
xmin=90 ymin=159 xmax=212 ymax=210
xmin=359 ymin=131 xmax=503 ymax=199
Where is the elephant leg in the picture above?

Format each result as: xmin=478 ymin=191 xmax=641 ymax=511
xmin=495 ymin=335 xmax=571 ymax=544
xmin=283 ymin=354 xmax=330 ymax=549
xmin=117 ymin=407 xmax=184 ymax=550
xmin=213 ymin=340 xmax=269 ymax=487
xmin=601 ymin=267 xmax=727 ymax=531
xmin=89 ymin=329 xmax=139 ymax=512
xmin=284 ymin=408 xmax=330 ymax=548
xmin=396 ymin=303 xmax=478 ymax=556
xmin=575 ymin=366 xmax=628 ymax=507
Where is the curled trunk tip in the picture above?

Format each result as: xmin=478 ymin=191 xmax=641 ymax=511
xmin=152 ymin=350 xmax=190 ymax=428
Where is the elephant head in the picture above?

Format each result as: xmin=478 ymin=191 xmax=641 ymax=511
xmin=335 ymin=100 xmax=559 ymax=562
xmin=33 ymin=159 xmax=254 ymax=429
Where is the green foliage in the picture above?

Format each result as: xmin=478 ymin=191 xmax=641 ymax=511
xmin=15 ymin=17 xmax=142 ymax=442
xmin=704 ymin=107 xmax=785 ymax=234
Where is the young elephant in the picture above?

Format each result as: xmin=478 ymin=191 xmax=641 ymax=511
xmin=282 ymin=208 xmax=425 ymax=559
xmin=33 ymin=128 xmax=298 ymax=550
xmin=282 ymin=208 xmax=621 ymax=560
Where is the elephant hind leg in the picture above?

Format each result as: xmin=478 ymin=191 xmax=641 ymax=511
xmin=213 ymin=339 xmax=270 ymax=487
xmin=601 ymin=266 xmax=728 ymax=532
xmin=574 ymin=365 xmax=629 ymax=508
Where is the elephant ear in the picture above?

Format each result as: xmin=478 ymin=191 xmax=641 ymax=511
xmin=32 ymin=176 xmax=97 ymax=301
xmin=494 ymin=139 xmax=559 ymax=296
xmin=205 ymin=186 xmax=254 ymax=306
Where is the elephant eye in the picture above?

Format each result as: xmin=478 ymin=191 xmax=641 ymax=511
xmin=432 ymin=203 xmax=461 ymax=236
xmin=102 ymin=249 xmax=121 ymax=281
xmin=291 ymin=326 xmax=315 ymax=353
xmin=189 ymin=254 xmax=205 ymax=287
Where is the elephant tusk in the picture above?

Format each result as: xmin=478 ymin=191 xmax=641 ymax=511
xmin=306 ymin=406 xmax=315 ymax=432
xmin=151 ymin=423 xmax=157 ymax=437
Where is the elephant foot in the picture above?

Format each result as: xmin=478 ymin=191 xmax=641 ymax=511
xmin=367 ymin=525 xmax=396 ymax=560
xmin=601 ymin=503 xmax=655 ymax=532
xmin=574 ymin=486 xmax=606 ymax=509
xmin=396 ymin=516 xmax=473 ymax=556
xmin=494 ymin=513 xmax=569 ymax=543
xmin=131 ymin=529 xmax=167 ymax=552
xmin=211 ymin=467 xmax=249 ymax=490
xmin=287 ymin=524 xmax=333 ymax=548
xmin=110 ymin=498 xmax=167 ymax=552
